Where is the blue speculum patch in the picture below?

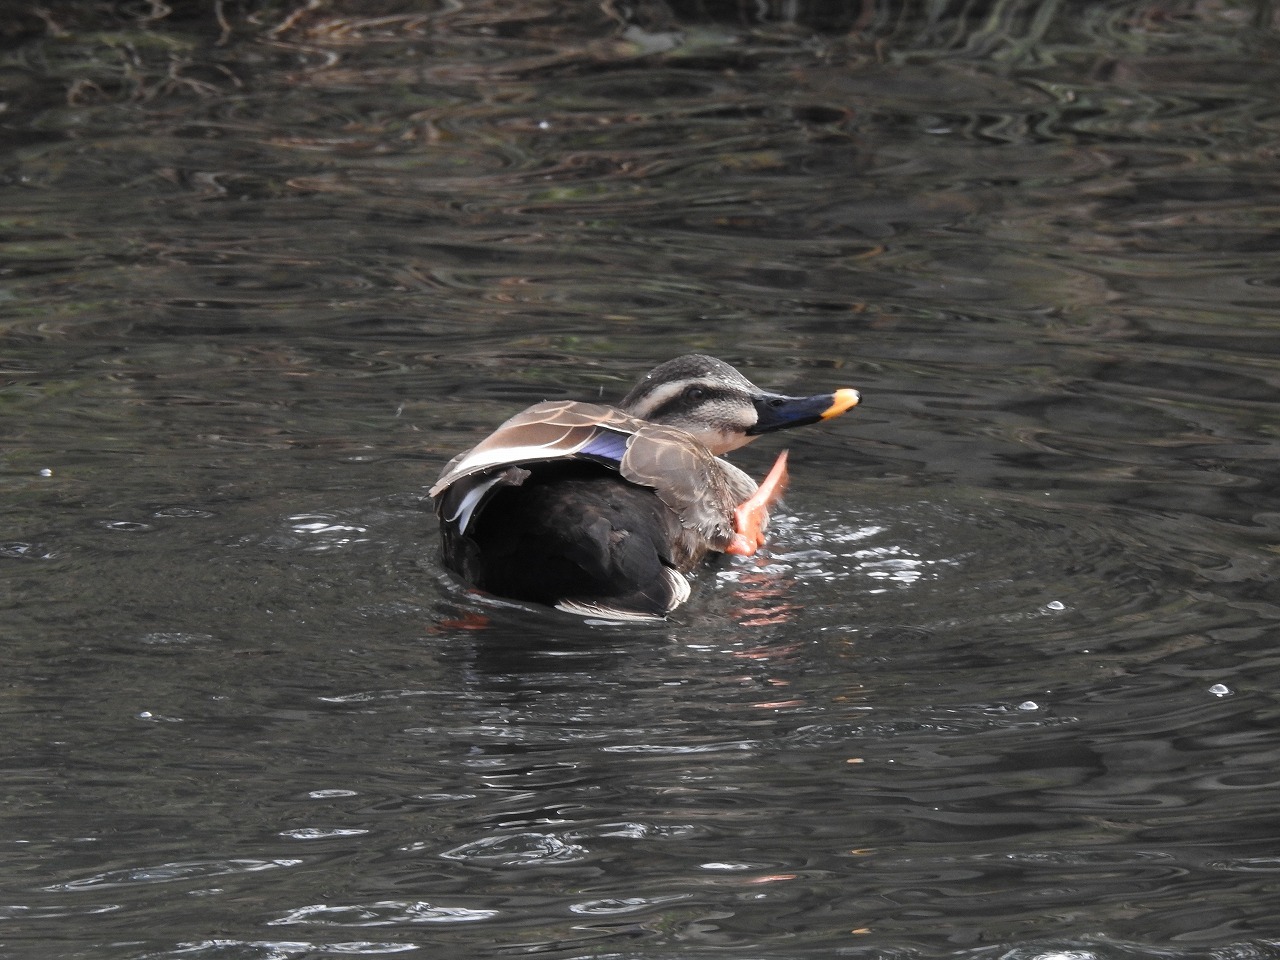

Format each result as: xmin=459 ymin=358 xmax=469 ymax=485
xmin=578 ymin=430 xmax=630 ymax=465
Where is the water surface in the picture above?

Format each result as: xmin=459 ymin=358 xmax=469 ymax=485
xmin=3 ymin=3 xmax=1280 ymax=958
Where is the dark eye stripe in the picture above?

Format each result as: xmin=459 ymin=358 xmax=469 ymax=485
xmin=646 ymin=385 xmax=726 ymax=422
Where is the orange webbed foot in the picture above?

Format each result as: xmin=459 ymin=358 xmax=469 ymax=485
xmin=725 ymin=451 xmax=790 ymax=556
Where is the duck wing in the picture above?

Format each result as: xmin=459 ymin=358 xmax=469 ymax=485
xmin=430 ymin=400 xmax=641 ymax=496
xmin=431 ymin=400 xmax=758 ymax=556
xmin=617 ymin=423 xmax=756 ymax=554
xmin=431 ymin=401 xmax=652 ymax=533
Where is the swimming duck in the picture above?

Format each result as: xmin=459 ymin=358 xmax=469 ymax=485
xmin=430 ymin=354 xmax=859 ymax=620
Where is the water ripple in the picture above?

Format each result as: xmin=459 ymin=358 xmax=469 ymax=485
xmin=270 ymin=900 xmax=498 ymax=926
xmin=154 ymin=941 xmax=418 ymax=958
xmin=46 ymin=859 xmax=302 ymax=892
xmin=438 ymin=832 xmax=588 ymax=866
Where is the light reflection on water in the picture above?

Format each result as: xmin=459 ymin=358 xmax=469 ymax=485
xmin=3 ymin=2 xmax=1280 ymax=958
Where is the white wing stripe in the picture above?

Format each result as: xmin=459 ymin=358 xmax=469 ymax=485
xmin=440 ymin=432 xmax=589 ymax=483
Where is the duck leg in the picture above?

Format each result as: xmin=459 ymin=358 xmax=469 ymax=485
xmin=725 ymin=451 xmax=789 ymax=557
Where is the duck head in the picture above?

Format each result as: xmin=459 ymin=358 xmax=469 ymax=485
xmin=619 ymin=354 xmax=860 ymax=456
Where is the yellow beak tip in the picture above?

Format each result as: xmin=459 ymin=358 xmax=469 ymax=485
xmin=821 ymin=388 xmax=861 ymax=419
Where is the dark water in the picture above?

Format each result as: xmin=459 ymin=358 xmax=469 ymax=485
xmin=4 ymin=2 xmax=1280 ymax=958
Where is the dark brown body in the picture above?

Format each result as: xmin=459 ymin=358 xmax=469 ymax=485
xmin=442 ymin=462 xmax=697 ymax=617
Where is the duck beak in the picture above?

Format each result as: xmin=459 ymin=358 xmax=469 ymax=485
xmin=747 ymin=387 xmax=860 ymax=435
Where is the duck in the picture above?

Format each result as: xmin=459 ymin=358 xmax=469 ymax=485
xmin=430 ymin=354 xmax=859 ymax=620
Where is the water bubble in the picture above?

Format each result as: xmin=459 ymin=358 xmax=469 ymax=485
xmin=137 ymin=711 xmax=183 ymax=723
xmin=1017 ymin=701 xmax=1039 ymax=711
xmin=1208 ymin=683 xmax=1232 ymax=698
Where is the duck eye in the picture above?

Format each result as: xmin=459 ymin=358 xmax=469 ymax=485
xmin=684 ymin=386 xmax=708 ymax=403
